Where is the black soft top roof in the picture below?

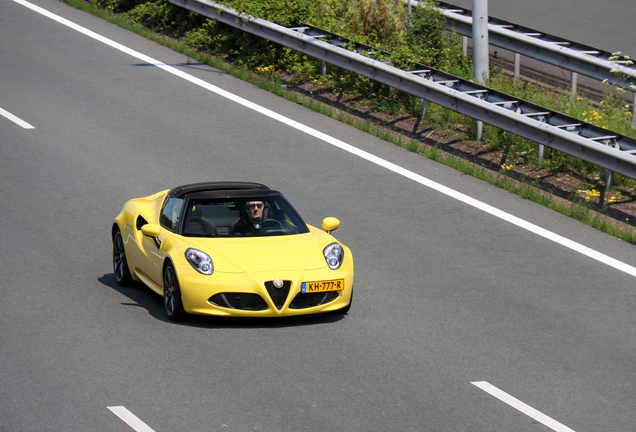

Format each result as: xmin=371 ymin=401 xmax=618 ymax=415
xmin=167 ymin=182 xmax=271 ymax=199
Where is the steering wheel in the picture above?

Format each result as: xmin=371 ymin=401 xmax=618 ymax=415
xmin=259 ymin=219 xmax=285 ymax=233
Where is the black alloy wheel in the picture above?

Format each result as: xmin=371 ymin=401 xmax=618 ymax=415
xmin=113 ymin=230 xmax=132 ymax=286
xmin=163 ymin=262 xmax=185 ymax=321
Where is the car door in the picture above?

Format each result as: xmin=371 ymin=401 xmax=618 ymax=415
xmin=139 ymin=197 xmax=184 ymax=287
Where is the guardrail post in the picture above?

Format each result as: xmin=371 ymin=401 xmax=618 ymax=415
xmin=420 ymin=98 xmax=427 ymax=119
xmin=571 ymin=71 xmax=578 ymax=95
xmin=322 ymin=61 xmax=327 ymax=77
xmin=514 ymin=53 xmax=520 ymax=84
xmin=605 ymin=169 xmax=613 ymax=191
xmin=473 ymin=0 xmax=489 ymax=141
xmin=462 ymin=36 xmax=468 ymax=57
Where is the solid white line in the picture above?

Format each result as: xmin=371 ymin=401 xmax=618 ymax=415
xmin=472 ymin=381 xmax=576 ymax=432
xmin=14 ymin=0 xmax=636 ymax=279
xmin=0 ymin=106 xmax=35 ymax=129
xmin=108 ymin=406 xmax=156 ymax=432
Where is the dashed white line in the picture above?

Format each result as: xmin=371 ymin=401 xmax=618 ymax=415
xmin=0 ymin=106 xmax=35 ymax=129
xmin=13 ymin=0 xmax=636 ymax=279
xmin=472 ymin=381 xmax=577 ymax=432
xmin=108 ymin=406 xmax=156 ymax=432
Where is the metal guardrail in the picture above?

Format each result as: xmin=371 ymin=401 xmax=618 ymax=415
xmin=432 ymin=1 xmax=636 ymax=92
xmin=168 ymin=0 xmax=636 ymax=180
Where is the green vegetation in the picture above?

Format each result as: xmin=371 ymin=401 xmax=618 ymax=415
xmin=62 ymin=0 xmax=636 ymax=243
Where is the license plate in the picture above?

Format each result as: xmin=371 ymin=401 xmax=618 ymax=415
xmin=301 ymin=279 xmax=345 ymax=293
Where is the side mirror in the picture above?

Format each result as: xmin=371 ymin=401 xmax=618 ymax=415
xmin=141 ymin=224 xmax=161 ymax=237
xmin=322 ymin=217 xmax=340 ymax=234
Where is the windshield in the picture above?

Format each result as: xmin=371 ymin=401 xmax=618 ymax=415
xmin=181 ymin=196 xmax=310 ymax=237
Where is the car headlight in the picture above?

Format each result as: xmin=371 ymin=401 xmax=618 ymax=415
xmin=185 ymin=248 xmax=214 ymax=275
xmin=323 ymin=242 xmax=344 ymax=270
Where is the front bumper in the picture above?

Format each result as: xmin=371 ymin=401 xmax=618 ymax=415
xmin=175 ymin=264 xmax=354 ymax=317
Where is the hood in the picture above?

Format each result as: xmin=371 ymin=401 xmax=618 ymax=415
xmin=188 ymin=229 xmax=334 ymax=273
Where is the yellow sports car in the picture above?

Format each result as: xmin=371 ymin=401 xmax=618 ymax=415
xmin=112 ymin=182 xmax=354 ymax=321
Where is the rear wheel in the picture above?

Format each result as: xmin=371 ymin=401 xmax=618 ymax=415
xmin=113 ymin=230 xmax=132 ymax=286
xmin=163 ymin=262 xmax=185 ymax=321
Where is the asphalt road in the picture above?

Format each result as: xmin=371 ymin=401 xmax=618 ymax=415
xmin=448 ymin=0 xmax=635 ymax=58
xmin=1 ymin=0 xmax=636 ymax=431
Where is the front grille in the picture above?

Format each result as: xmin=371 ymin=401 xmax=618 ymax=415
xmin=209 ymin=293 xmax=268 ymax=311
xmin=264 ymin=280 xmax=291 ymax=310
xmin=289 ymin=291 xmax=339 ymax=309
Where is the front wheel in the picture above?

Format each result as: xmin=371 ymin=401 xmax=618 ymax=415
xmin=163 ymin=262 xmax=185 ymax=321
xmin=113 ymin=230 xmax=132 ymax=286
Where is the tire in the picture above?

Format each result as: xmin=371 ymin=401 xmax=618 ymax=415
xmin=163 ymin=262 xmax=185 ymax=321
xmin=113 ymin=230 xmax=132 ymax=286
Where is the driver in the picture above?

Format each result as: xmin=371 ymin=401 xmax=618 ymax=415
xmin=230 ymin=201 xmax=266 ymax=235
xmin=247 ymin=201 xmax=264 ymax=224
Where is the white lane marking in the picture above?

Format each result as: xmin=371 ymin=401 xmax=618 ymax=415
xmin=0 ymin=106 xmax=35 ymax=129
xmin=14 ymin=0 xmax=636 ymax=279
xmin=472 ymin=381 xmax=576 ymax=432
xmin=108 ymin=406 xmax=156 ymax=432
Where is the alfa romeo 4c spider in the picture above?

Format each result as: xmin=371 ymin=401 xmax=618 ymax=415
xmin=112 ymin=182 xmax=353 ymax=321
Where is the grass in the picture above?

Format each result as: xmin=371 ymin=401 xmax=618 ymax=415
xmin=61 ymin=0 xmax=636 ymax=244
